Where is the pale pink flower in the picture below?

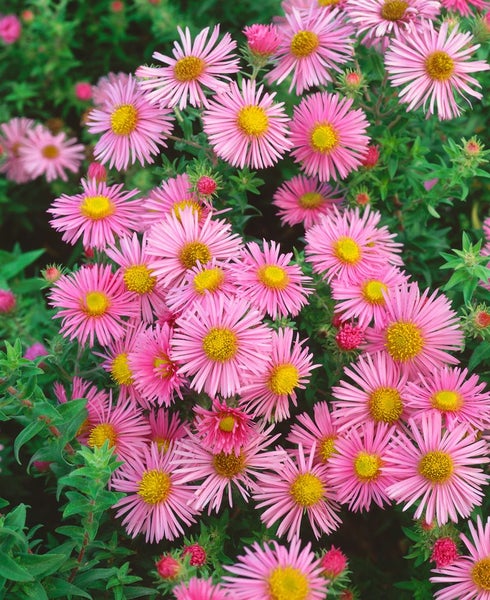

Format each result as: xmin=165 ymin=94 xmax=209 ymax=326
xmin=148 ymin=409 xmax=187 ymax=453
xmin=0 ymin=15 xmax=21 ymax=44
xmin=385 ymin=21 xmax=490 ymax=120
xmin=136 ymin=25 xmax=240 ymax=110
xmin=173 ymin=577 xmax=229 ymax=600
xmin=92 ymin=72 xmax=130 ymax=107
xmin=0 ymin=117 xmax=35 ymax=183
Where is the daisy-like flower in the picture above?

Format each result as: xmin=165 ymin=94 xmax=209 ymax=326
xmin=385 ymin=21 xmax=490 ymax=120
xmin=222 ymin=537 xmax=328 ymax=600
xmin=173 ymin=577 xmax=229 ymax=600
xmin=128 ymin=323 xmax=186 ymax=408
xmin=19 ymin=124 xmax=84 ymax=182
xmin=146 ymin=207 xmax=243 ymax=289
xmin=92 ymin=72 xmax=130 ymax=107
xmin=384 ymin=412 xmax=490 ymax=525
xmin=148 ymin=409 xmax=187 ymax=453
xmin=327 ymin=422 xmax=396 ymax=512
xmin=442 ymin=0 xmax=488 ymax=15
xmin=331 ymin=352 xmax=409 ymax=430
xmin=171 ymin=294 xmax=271 ymax=398
xmin=289 ymin=91 xmax=370 ymax=182
xmin=239 ymin=327 xmax=317 ymax=422
xmin=202 ymin=79 xmax=291 ymax=170
xmin=305 ymin=206 xmax=402 ymax=283
xmin=106 ymin=233 xmax=167 ymax=322
xmin=112 ymin=443 xmax=197 ymax=543
xmin=430 ymin=515 xmax=490 ymax=599
xmin=267 ymin=6 xmax=354 ymax=94
xmin=136 ymin=25 xmax=240 ymax=110
xmin=87 ymin=74 xmax=174 ymax=171
xmin=48 ymin=179 xmax=142 ymax=251
xmin=253 ymin=444 xmax=342 ymax=541
xmin=404 ymin=366 xmax=490 ymax=431
xmin=49 ymin=264 xmax=139 ymax=347
xmin=272 ymin=174 xmax=344 ymax=230
xmin=364 ymin=281 xmax=464 ymax=378
xmin=173 ymin=424 xmax=285 ymax=513
xmin=193 ymin=398 xmax=254 ymax=456
xmin=288 ymin=401 xmax=340 ymax=466
xmin=331 ymin=265 xmax=409 ymax=328
xmin=230 ymin=240 xmax=312 ymax=319
xmin=0 ymin=117 xmax=34 ymax=183
xmin=344 ymin=0 xmax=440 ymax=41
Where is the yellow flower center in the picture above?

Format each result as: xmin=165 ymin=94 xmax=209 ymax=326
xmin=471 ymin=558 xmax=490 ymax=591
xmin=123 ymin=264 xmax=156 ymax=294
xmin=431 ymin=390 xmax=462 ymax=412
xmin=237 ymin=105 xmax=269 ymax=137
xmin=290 ymin=30 xmax=319 ymax=58
xmin=172 ymin=199 xmax=202 ymax=221
xmin=385 ymin=321 xmax=424 ymax=362
xmin=88 ymin=423 xmax=117 ymax=449
xmin=80 ymin=195 xmax=114 ymax=220
xmin=212 ymin=451 xmax=245 ymax=478
xmin=380 ymin=0 xmax=408 ymax=20
xmin=173 ymin=56 xmax=206 ymax=82
xmin=268 ymin=566 xmax=309 ymax=600
xmin=137 ymin=469 xmax=171 ymax=504
xmin=362 ymin=280 xmax=388 ymax=305
xmin=219 ymin=415 xmax=236 ymax=432
xmin=333 ymin=236 xmax=361 ymax=265
xmin=310 ymin=123 xmax=339 ymax=153
xmin=369 ymin=386 xmax=403 ymax=423
xmin=290 ymin=472 xmax=324 ymax=507
xmin=110 ymin=104 xmax=138 ymax=136
xmin=267 ymin=363 xmax=300 ymax=395
xmin=299 ymin=192 xmax=323 ymax=209
xmin=257 ymin=265 xmax=290 ymax=290
xmin=179 ymin=241 xmax=212 ymax=270
xmin=418 ymin=450 xmax=454 ymax=483
xmin=193 ymin=267 xmax=224 ymax=294
xmin=318 ymin=0 xmax=340 ymax=5
xmin=110 ymin=352 xmax=133 ymax=386
xmin=154 ymin=354 xmax=174 ymax=379
xmin=319 ymin=435 xmax=337 ymax=462
xmin=425 ymin=51 xmax=455 ymax=82
xmin=354 ymin=451 xmax=382 ymax=481
xmin=83 ymin=291 xmax=110 ymax=317
xmin=41 ymin=144 xmax=60 ymax=159
xmin=202 ymin=327 xmax=238 ymax=362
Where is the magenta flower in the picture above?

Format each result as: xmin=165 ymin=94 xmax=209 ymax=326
xmin=148 ymin=409 xmax=187 ymax=453
xmin=243 ymin=23 xmax=281 ymax=57
xmin=173 ymin=577 xmax=230 ymax=600
xmin=442 ymin=0 xmax=489 ymax=14
xmin=0 ymin=15 xmax=21 ymax=44
xmin=0 ymin=117 xmax=34 ymax=183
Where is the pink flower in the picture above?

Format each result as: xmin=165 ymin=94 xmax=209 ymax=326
xmin=92 ymin=72 xmax=130 ymax=107
xmin=202 ymin=79 xmax=292 ymax=170
xmin=156 ymin=554 xmax=180 ymax=579
xmin=196 ymin=175 xmax=217 ymax=196
xmin=75 ymin=82 xmax=93 ymax=101
xmin=243 ymin=23 xmax=281 ymax=56
xmin=431 ymin=537 xmax=459 ymax=569
xmin=87 ymin=74 xmax=174 ymax=171
xmin=182 ymin=544 xmax=207 ymax=567
xmin=87 ymin=161 xmax=107 ymax=182
xmin=335 ymin=322 xmax=365 ymax=351
xmin=136 ymin=25 xmax=240 ymax=110
xmin=290 ymin=92 xmax=370 ymax=181
xmin=173 ymin=577 xmax=229 ymax=600
xmin=361 ymin=144 xmax=380 ymax=168
xmin=321 ymin=546 xmax=347 ymax=578
xmin=148 ymin=409 xmax=187 ymax=453
xmin=267 ymin=6 xmax=354 ymax=94
xmin=0 ymin=117 xmax=35 ymax=183
xmin=0 ymin=289 xmax=16 ymax=313
xmin=385 ymin=21 xmax=490 ymax=120
xmin=441 ymin=0 xmax=489 ymax=15
xmin=24 ymin=342 xmax=49 ymax=361
xmin=0 ymin=15 xmax=21 ymax=44
xmin=112 ymin=443 xmax=198 ymax=542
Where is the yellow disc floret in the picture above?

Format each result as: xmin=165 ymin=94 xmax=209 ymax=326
xmin=110 ymin=104 xmax=138 ymax=135
xmin=174 ymin=56 xmax=206 ymax=82
xmin=237 ymin=106 xmax=269 ymax=137
xmin=290 ymin=30 xmax=319 ymax=58
xmin=88 ymin=423 xmax=117 ymax=449
xmin=310 ymin=123 xmax=339 ymax=153
xmin=257 ymin=265 xmax=290 ymax=290
xmin=268 ymin=363 xmax=300 ymax=395
xmin=137 ymin=469 xmax=171 ymax=504
xmin=123 ymin=264 xmax=156 ymax=294
xmin=425 ymin=51 xmax=455 ymax=82
xmin=83 ymin=291 xmax=110 ymax=317
xmin=369 ymin=386 xmax=403 ymax=423
xmin=179 ymin=241 xmax=212 ymax=269
xmin=290 ymin=472 xmax=324 ymax=507
xmin=202 ymin=327 xmax=238 ymax=362
xmin=418 ymin=450 xmax=454 ymax=483
xmin=385 ymin=321 xmax=424 ymax=362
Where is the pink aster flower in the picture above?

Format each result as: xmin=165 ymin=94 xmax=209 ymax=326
xmin=288 ymin=401 xmax=340 ymax=466
xmin=193 ymin=398 xmax=254 ymax=456
xmin=364 ymin=281 xmax=464 ymax=378
xmin=171 ymin=294 xmax=271 ymax=398
xmin=0 ymin=15 xmax=21 ymax=44
xmin=173 ymin=424 xmax=285 ymax=513
xmin=385 ymin=21 xmax=490 ymax=121
xmin=48 ymin=179 xmax=142 ymax=250
xmin=267 ymin=6 xmax=354 ymax=94
xmin=19 ymin=124 xmax=84 ymax=182
xmin=92 ymin=72 xmax=130 ymax=107
xmin=87 ymin=74 xmax=174 ymax=171
xmin=112 ymin=443 xmax=197 ymax=543
xmin=253 ymin=444 xmax=342 ymax=541
xmin=0 ymin=117 xmax=35 ymax=183
xmin=49 ymin=264 xmax=139 ymax=347
xmin=384 ymin=412 xmax=490 ymax=525
xmin=148 ymin=409 xmax=187 ymax=453
xmin=331 ymin=352 xmax=409 ymax=430
xmin=24 ymin=342 xmax=49 ymax=362
xmin=272 ymin=174 xmax=344 ymax=230
xmin=327 ymin=422 xmax=396 ymax=512
xmin=305 ymin=206 xmax=402 ymax=283
xmin=430 ymin=516 xmax=490 ymax=599
xmin=136 ymin=25 xmax=240 ymax=110
xmin=239 ymin=327 xmax=317 ymax=422
xmin=290 ymin=92 xmax=370 ymax=181
xmin=331 ymin=265 xmax=409 ymax=328
xmin=243 ymin=24 xmax=281 ymax=57
xmin=431 ymin=537 xmax=459 ymax=569
xmin=105 ymin=233 xmax=167 ymax=322
xmin=54 ymin=375 xmax=109 ymax=426
xmin=230 ymin=240 xmax=312 ymax=319
xmin=128 ymin=323 xmax=186 ymax=408
xmin=202 ymin=79 xmax=291 ymax=170
xmin=146 ymin=208 xmax=243 ymax=289
xmin=442 ymin=0 xmax=489 ymax=16
xmin=222 ymin=537 xmax=328 ymax=600
xmin=404 ymin=366 xmax=490 ymax=432
xmin=173 ymin=577 xmax=229 ymax=600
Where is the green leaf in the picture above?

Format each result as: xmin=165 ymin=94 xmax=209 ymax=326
xmin=0 ymin=552 xmax=34 ymax=582
xmin=123 ymin=586 xmax=158 ymax=598
xmin=14 ymin=420 xmax=45 ymax=463
xmin=0 ymin=249 xmax=45 ymax=280
xmin=44 ymin=578 xmax=92 ymax=599
xmin=18 ymin=553 xmax=66 ymax=578
xmin=468 ymin=343 xmax=490 ymax=371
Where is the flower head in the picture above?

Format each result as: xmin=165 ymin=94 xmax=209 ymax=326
xmin=0 ymin=15 xmax=21 ymax=44
xmin=0 ymin=289 xmax=16 ymax=313
xmin=431 ymin=537 xmax=459 ymax=569
xmin=243 ymin=23 xmax=281 ymax=57
xmin=173 ymin=577 xmax=229 ymax=600
xmin=0 ymin=117 xmax=35 ymax=183
xmin=321 ymin=546 xmax=348 ymax=578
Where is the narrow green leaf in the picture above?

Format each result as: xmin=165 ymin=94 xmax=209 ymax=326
xmin=14 ymin=420 xmax=45 ymax=463
xmin=0 ymin=552 xmax=34 ymax=582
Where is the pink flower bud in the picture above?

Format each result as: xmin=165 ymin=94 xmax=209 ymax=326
xmin=0 ymin=15 xmax=22 ymax=44
xmin=110 ymin=1 xmax=124 ymax=12
xmin=361 ymin=145 xmax=380 ymax=168
xmin=87 ymin=162 xmax=107 ymax=182
xmin=197 ymin=175 xmax=217 ymax=195
xmin=243 ymin=24 xmax=280 ymax=56
xmin=0 ymin=289 xmax=16 ymax=313
xmin=431 ymin=537 xmax=458 ymax=569
xmin=75 ymin=82 xmax=93 ymax=101
xmin=24 ymin=342 xmax=49 ymax=361
xmin=182 ymin=543 xmax=207 ymax=566
xmin=335 ymin=322 xmax=364 ymax=350
xmin=21 ymin=10 xmax=34 ymax=23
xmin=156 ymin=555 xmax=180 ymax=579
xmin=321 ymin=545 xmax=347 ymax=578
